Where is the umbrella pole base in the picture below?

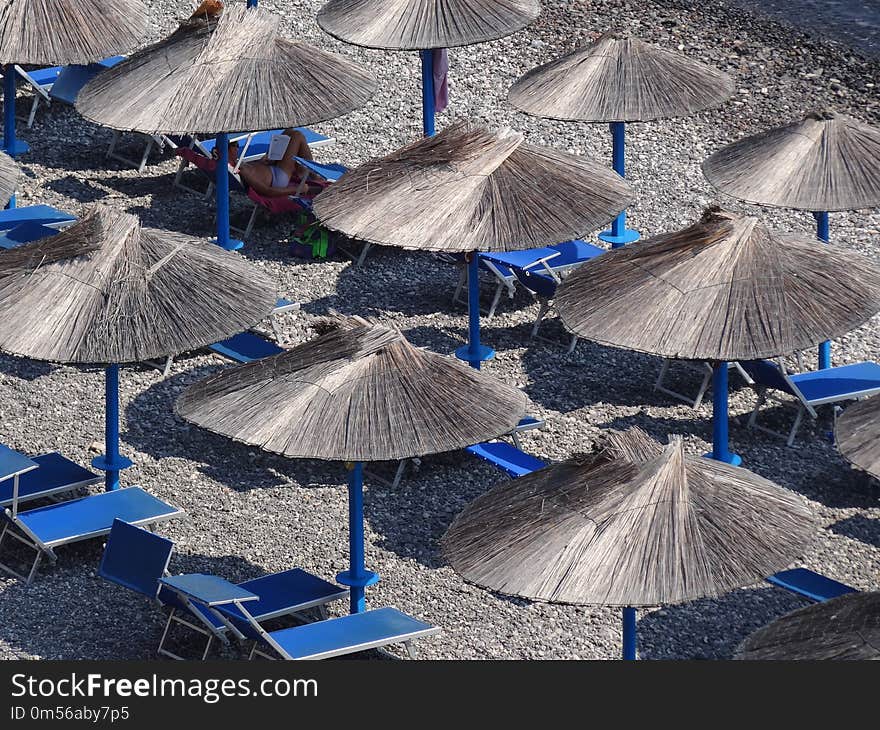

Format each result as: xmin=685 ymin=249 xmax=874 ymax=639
xmin=703 ymin=451 xmax=742 ymax=466
xmin=336 ymin=569 xmax=380 ymax=614
xmin=211 ymin=237 xmax=244 ymax=252
xmin=598 ymin=228 xmax=640 ymax=247
xmin=0 ymin=139 xmax=29 ymax=155
xmin=454 ymin=343 xmax=495 ymax=368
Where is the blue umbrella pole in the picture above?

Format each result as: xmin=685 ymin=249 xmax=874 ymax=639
xmin=598 ymin=122 xmax=639 ymax=248
xmin=707 ymin=361 xmax=741 ymax=466
xmin=622 ymin=607 xmax=637 ymax=660
xmin=815 ymin=211 xmax=831 ymax=369
xmin=336 ymin=461 xmax=379 ymax=614
xmin=420 ymin=50 xmax=435 ymax=137
xmin=454 ymin=252 xmax=495 ymax=370
xmin=246 ymin=0 xmax=257 ymax=6
xmin=91 ymin=364 xmax=133 ymax=491
xmin=213 ymin=132 xmax=244 ymax=251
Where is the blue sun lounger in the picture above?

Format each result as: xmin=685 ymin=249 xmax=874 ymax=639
xmin=0 ymin=482 xmax=182 ymax=584
xmin=183 ymin=578 xmax=439 ymax=660
xmin=465 ymin=441 xmax=547 ymax=478
xmin=47 ymin=56 xmax=125 ymax=105
xmin=0 ymin=451 xmax=100 ymax=508
xmin=453 ymin=240 xmax=604 ymax=320
xmin=99 ymin=520 xmax=348 ymax=660
xmin=12 ymin=65 xmax=62 ymax=127
xmin=0 ymin=205 xmax=75 ymax=237
xmin=207 ymin=298 xmax=299 ymax=365
xmin=766 ymin=568 xmax=858 ymax=603
xmin=739 ymin=359 xmax=880 ymax=445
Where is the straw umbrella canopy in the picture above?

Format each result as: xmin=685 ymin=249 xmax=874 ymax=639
xmin=76 ymin=3 xmax=377 ymax=250
xmin=442 ymin=427 xmax=816 ymax=659
xmin=317 ymin=0 xmax=540 ymax=135
xmin=555 ymin=206 xmax=880 ymax=463
xmin=0 ymin=205 xmax=277 ymax=489
xmin=834 ymin=395 xmax=880 ymax=480
xmin=176 ymin=314 xmax=528 ymax=612
xmin=314 ymin=121 xmax=631 ymax=367
xmin=509 ymin=33 xmax=734 ymax=246
xmin=736 ymin=592 xmax=880 ymax=660
xmin=0 ymin=0 xmax=148 ymax=157
xmin=0 ymin=150 xmax=19 ymax=207
xmin=702 ymin=111 xmax=880 ymax=368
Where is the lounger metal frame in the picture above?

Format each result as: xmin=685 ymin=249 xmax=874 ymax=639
xmin=654 ymin=361 xmax=753 ymax=409
xmin=0 ymin=488 xmax=183 ymax=584
xmin=746 ymin=357 xmax=880 ymax=446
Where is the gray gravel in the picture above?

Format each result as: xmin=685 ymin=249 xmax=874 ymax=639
xmin=0 ymin=0 xmax=878 ymax=661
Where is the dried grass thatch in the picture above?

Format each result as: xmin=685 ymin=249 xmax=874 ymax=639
xmin=834 ymin=395 xmax=880 ymax=479
xmin=176 ymin=315 xmax=528 ymax=462
xmin=76 ymin=4 xmax=377 ymax=135
xmin=735 ymin=592 xmax=880 ymax=660
xmin=555 ymin=206 xmax=880 ymax=361
xmin=0 ymin=151 xmax=19 ymax=208
xmin=313 ymin=121 xmax=632 ymax=252
xmin=508 ymin=34 xmax=734 ymax=123
xmin=441 ymin=428 xmax=815 ymax=607
xmin=0 ymin=0 xmax=147 ymax=65
xmin=316 ymin=0 xmax=540 ymax=50
xmin=703 ymin=111 xmax=880 ymax=213
xmin=0 ymin=205 xmax=277 ymax=364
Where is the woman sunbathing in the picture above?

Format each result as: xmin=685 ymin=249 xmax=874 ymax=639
xmin=236 ymin=128 xmax=319 ymax=198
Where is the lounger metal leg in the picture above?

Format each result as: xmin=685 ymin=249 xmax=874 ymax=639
xmin=404 ymin=640 xmax=417 ymax=660
xmin=511 ymin=431 xmax=523 ymax=450
xmin=137 ymin=138 xmax=154 ymax=174
xmin=390 ymin=460 xmax=408 ymax=489
xmin=0 ymin=526 xmax=46 ymax=585
xmin=27 ymin=96 xmax=39 ymax=128
xmin=531 ymin=301 xmax=550 ymax=338
xmin=486 ymin=282 xmax=505 ymax=320
xmin=787 ymin=407 xmax=805 ymax=447
xmin=162 ymin=356 xmax=173 ymax=379
xmin=567 ymin=334 xmax=578 ymax=354
xmin=692 ymin=365 xmax=713 ymax=410
xmin=243 ymin=204 xmax=258 ymax=240
xmin=452 ymin=269 xmax=466 ymax=304
xmin=355 ymin=242 xmax=371 ymax=267
xmin=107 ymin=131 xmax=120 ymax=160
xmin=747 ymin=391 xmax=766 ymax=428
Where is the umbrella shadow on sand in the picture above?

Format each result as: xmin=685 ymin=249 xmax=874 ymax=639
xmin=635 ymin=586 xmax=808 ymax=660
xmin=124 ymin=367 xmax=347 ymax=493
xmin=0 ymin=551 xmax=289 ymax=660
xmin=829 ymin=514 xmax=880 ymax=548
xmin=43 ymin=174 xmax=111 ymax=204
xmin=0 ymin=353 xmax=54 ymax=381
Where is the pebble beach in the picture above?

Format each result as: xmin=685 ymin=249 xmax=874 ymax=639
xmin=0 ymin=0 xmax=878 ymax=660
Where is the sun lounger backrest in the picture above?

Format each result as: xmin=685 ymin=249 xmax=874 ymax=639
xmin=738 ymin=359 xmax=797 ymax=396
xmin=513 ymin=267 xmax=557 ymax=298
xmin=98 ymin=519 xmax=173 ymax=599
xmin=217 ymin=601 xmax=288 ymax=655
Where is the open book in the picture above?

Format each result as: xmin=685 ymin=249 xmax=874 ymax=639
xmin=267 ymin=133 xmax=290 ymax=161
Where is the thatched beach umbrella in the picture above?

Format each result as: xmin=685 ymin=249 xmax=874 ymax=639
xmin=317 ymin=0 xmax=540 ymax=136
xmin=0 ymin=0 xmax=147 ymax=159
xmin=0 ymin=205 xmax=276 ymax=490
xmin=0 ymin=150 xmax=20 ymax=207
xmin=442 ymin=428 xmax=816 ymax=659
xmin=555 ymin=207 xmax=880 ymax=464
xmin=509 ymin=34 xmax=734 ymax=247
xmin=76 ymin=3 xmax=376 ymax=250
xmin=835 ymin=395 xmax=880 ymax=480
xmin=736 ymin=592 xmax=880 ymax=660
xmin=702 ymin=111 xmax=880 ymax=368
xmin=313 ymin=121 xmax=631 ymax=368
xmin=176 ymin=315 xmax=528 ymax=613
